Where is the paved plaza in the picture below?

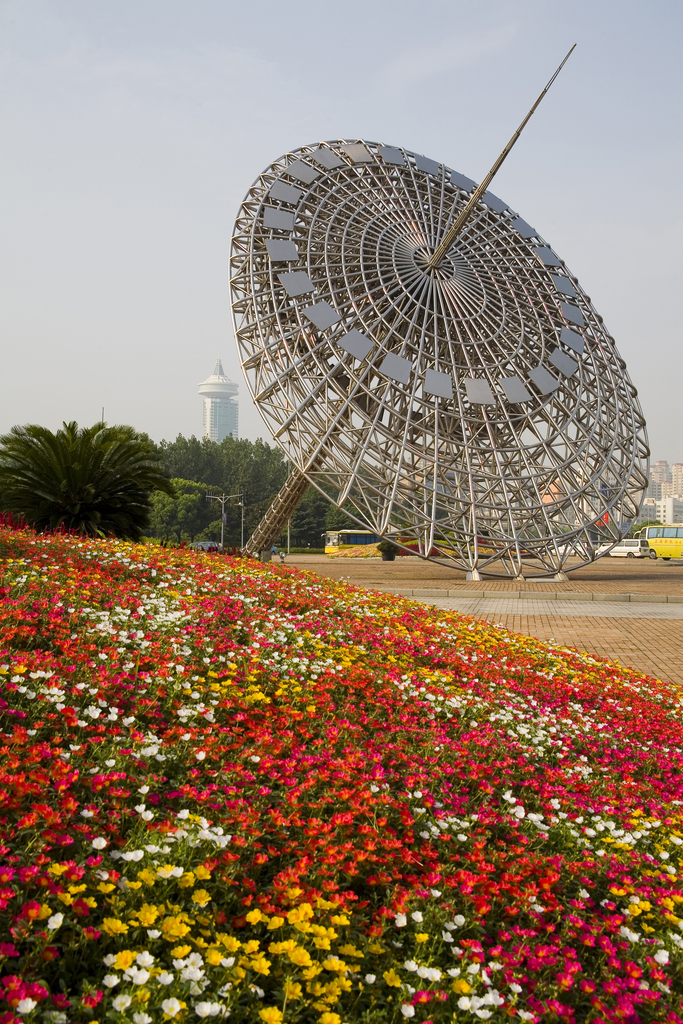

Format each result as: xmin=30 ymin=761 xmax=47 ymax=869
xmin=286 ymin=555 xmax=683 ymax=686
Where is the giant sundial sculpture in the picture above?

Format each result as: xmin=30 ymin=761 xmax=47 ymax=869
xmin=230 ymin=47 xmax=648 ymax=579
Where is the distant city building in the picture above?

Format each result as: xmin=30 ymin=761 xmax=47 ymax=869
xmin=650 ymin=460 xmax=671 ymax=484
xmin=647 ymin=480 xmax=662 ymax=500
xmin=655 ymin=497 xmax=683 ymax=525
xmin=672 ymin=463 xmax=683 ymax=493
xmin=198 ymin=358 xmax=239 ymax=442
xmin=637 ymin=497 xmax=657 ymax=523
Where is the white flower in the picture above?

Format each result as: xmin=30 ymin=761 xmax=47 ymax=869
xmin=138 ymin=786 xmax=149 ymax=794
xmin=475 ymin=1013 xmax=492 ymax=1020
xmin=579 ymin=889 xmax=590 ymax=899
xmin=125 ymin=968 xmax=150 ymax=985
xmin=458 ymin=997 xmax=471 ymax=1010
xmin=103 ymin=954 xmax=116 ymax=966
xmin=80 ymin=809 xmax=94 ymax=818
xmin=660 ymin=851 xmax=670 ymax=861
xmin=141 ymin=810 xmax=154 ymax=821
xmin=404 ymin=961 xmax=418 ymax=972
xmin=196 ymin=751 xmax=206 ymax=761
xmin=250 ymin=755 xmax=260 ymax=763
xmin=395 ymin=913 xmax=407 ymax=927
xmin=442 ymin=930 xmax=454 ymax=942
xmin=654 ymin=949 xmax=670 ymax=965
xmin=400 ymin=1005 xmax=415 ymax=1018
xmin=194 ymin=1003 xmax=223 ymax=1018
xmin=137 ymin=952 xmax=155 ymax=967
xmin=467 ymin=963 xmax=480 ymax=974
xmin=364 ymin=974 xmax=376 ymax=983
xmin=47 ymin=912 xmax=63 ymax=930
xmin=518 ymin=1013 xmax=536 ymax=1022
xmin=103 ymin=974 xmax=120 ymax=988
xmin=113 ymin=995 xmax=132 ymax=1011
xmin=135 ymin=804 xmax=146 ymax=813
xmin=417 ymin=966 xmax=429 ymax=978
xmin=134 ymin=1015 xmax=152 ymax=1024
xmin=510 ymin=983 xmax=522 ymax=994
xmin=162 ymin=999 xmax=182 ymax=1018
xmin=411 ymin=911 xmax=423 ymax=923
xmin=181 ymin=966 xmax=205 ymax=982
xmin=91 ymin=837 xmax=107 ymax=849
xmin=157 ymin=972 xmax=174 ymax=985
xmin=447 ymin=968 xmax=461 ymax=977
xmin=16 ymin=1000 xmax=37 ymax=1015
xmin=220 ymin=958 xmax=235 ymax=968
xmin=147 ymin=929 xmax=161 ymax=939
xmin=513 ymin=806 xmax=525 ymax=819
xmin=430 ymin=888 xmax=442 ymax=897
xmin=177 ymin=809 xmax=190 ymax=820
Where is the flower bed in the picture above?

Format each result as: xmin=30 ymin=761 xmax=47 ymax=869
xmin=0 ymin=526 xmax=682 ymax=1024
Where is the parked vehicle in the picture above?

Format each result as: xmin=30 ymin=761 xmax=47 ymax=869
xmin=635 ymin=525 xmax=683 ymax=560
xmin=597 ymin=538 xmax=650 ymax=558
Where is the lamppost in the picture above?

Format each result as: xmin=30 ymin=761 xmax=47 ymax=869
xmin=206 ymin=491 xmax=242 ymax=551
xmin=237 ymin=491 xmax=245 ymax=550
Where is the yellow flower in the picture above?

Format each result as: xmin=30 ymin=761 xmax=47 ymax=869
xmin=313 ymin=937 xmax=330 ymax=950
xmin=242 ymin=940 xmax=260 ymax=955
xmin=337 ymin=944 xmax=363 ymax=958
xmin=415 ymin=933 xmax=429 ymax=943
xmin=102 ymin=918 xmax=129 ymax=936
xmin=319 ymin=1014 xmax=341 ymax=1024
xmin=161 ymin=915 xmax=191 ymax=941
xmin=178 ymin=872 xmax=196 ymax=889
xmin=321 ymin=958 xmax=347 ymax=973
xmin=135 ymin=904 xmax=159 ymax=926
xmin=330 ymin=915 xmax=349 ymax=926
xmin=383 ymin=968 xmax=402 ymax=987
xmin=171 ymin=945 xmax=192 ymax=959
xmin=302 ymin=964 xmax=323 ymax=980
xmin=289 ymin=946 xmax=312 ymax=967
xmin=287 ymin=903 xmax=314 ymax=925
xmin=269 ymin=940 xmax=296 ymax=955
xmin=246 ymin=908 xmax=263 ymax=924
xmin=217 ymin=934 xmax=241 ymax=952
xmin=205 ymin=949 xmax=223 ymax=966
xmin=191 ymin=889 xmax=211 ymax=907
xmin=137 ymin=868 xmax=156 ymax=886
xmin=57 ymin=893 xmax=73 ymax=906
xmin=114 ymin=950 xmax=136 ymax=970
xmin=283 ymin=980 xmax=302 ymax=1000
xmin=250 ymin=956 xmax=271 ymax=976
xmin=452 ymin=979 xmax=471 ymax=994
xmin=267 ymin=916 xmax=285 ymax=930
xmin=258 ymin=1010 xmax=282 ymax=1024
xmin=97 ymin=882 xmax=115 ymax=893
xmin=38 ymin=904 xmax=52 ymax=919
xmin=195 ymin=866 xmax=212 ymax=880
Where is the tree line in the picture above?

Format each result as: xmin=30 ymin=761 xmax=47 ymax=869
xmin=0 ymin=421 xmax=353 ymax=548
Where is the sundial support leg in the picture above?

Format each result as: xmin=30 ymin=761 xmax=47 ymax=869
xmin=243 ymin=470 xmax=309 ymax=558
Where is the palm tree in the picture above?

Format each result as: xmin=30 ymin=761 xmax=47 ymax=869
xmin=0 ymin=421 xmax=174 ymax=540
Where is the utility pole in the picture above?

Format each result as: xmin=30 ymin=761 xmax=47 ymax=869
xmin=206 ymin=491 xmax=242 ymax=551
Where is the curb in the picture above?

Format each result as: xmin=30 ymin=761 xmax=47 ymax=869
xmin=374 ymin=588 xmax=683 ymax=604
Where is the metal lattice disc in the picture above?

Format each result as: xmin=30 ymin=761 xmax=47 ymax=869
xmin=230 ymin=139 xmax=648 ymax=576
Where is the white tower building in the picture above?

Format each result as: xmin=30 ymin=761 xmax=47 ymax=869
xmin=198 ymin=359 xmax=239 ymax=442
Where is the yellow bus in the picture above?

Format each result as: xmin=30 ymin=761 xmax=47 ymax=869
xmin=324 ymin=529 xmax=380 ymax=554
xmin=636 ymin=525 xmax=683 ymax=560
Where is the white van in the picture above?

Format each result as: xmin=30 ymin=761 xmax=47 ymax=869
xmin=597 ymin=538 xmax=649 ymax=558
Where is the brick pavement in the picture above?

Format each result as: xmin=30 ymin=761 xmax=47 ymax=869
xmin=285 ymin=554 xmax=683 ymax=686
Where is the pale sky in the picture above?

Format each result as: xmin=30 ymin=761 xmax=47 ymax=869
xmin=1 ymin=0 xmax=681 ymax=460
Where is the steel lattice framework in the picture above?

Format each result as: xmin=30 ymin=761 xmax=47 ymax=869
xmin=230 ymin=138 xmax=648 ymax=577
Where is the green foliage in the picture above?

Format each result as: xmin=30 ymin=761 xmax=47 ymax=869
xmin=377 ymin=538 xmax=400 ymax=555
xmin=148 ymin=479 xmax=209 ymax=543
xmin=0 ymin=421 xmax=172 ymax=540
